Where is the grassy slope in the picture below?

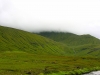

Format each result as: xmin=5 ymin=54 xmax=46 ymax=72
xmin=0 ymin=52 xmax=100 ymax=75
xmin=38 ymin=32 xmax=100 ymax=46
xmin=0 ymin=26 xmax=70 ymax=55
xmin=38 ymin=32 xmax=100 ymax=57
xmin=0 ymin=26 xmax=100 ymax=75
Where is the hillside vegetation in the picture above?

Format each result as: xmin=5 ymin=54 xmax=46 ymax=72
xmin=0 ymin=26 xmax=70 ymax=55
xmin=0 ymin=26 xmax=100 ymax=75
xmin=38 ymin=32 xmax=100 ymax=57
xmin=0 ymin=52 xmax=100 ymax=75
xmin=38 ymin=32 xmax=100 ymax=46
xmin=1 ymin=26 xmax=100 ymax=57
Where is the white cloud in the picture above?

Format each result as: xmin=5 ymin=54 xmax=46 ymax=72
xmin=0 ymin=0 xmax=100 ymax=38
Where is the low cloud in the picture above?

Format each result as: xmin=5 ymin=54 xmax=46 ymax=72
xmin=0 ymin=0 xmax=100 ymax=38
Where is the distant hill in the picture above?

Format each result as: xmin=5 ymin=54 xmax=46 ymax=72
xmin=0 ymin=26 xmax=70 ymax=55
xmin=38 ymin=32 xmax=100 ymax=46
xmin=38 ymin=32 xmax=100 ymax=57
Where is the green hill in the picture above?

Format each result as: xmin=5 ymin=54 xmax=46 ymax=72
xmin=38 ymin=32 xmax=100 ymax=46
xmin=38 ymin=32 xmax=100 ymax=57
xmin=0 ymin=26 xmax=100 ymax=75
xmin=0 ymin=26 xmax=70 ymax=55
xmin=1 ymin=26 xmax=100 ymax=57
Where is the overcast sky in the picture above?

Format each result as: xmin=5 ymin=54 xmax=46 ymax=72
xmin=0 ymin=0 xmax=100 ymax=38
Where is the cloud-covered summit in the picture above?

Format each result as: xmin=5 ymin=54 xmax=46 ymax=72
xmin=0 ymin=0 xmax=100 ymax=38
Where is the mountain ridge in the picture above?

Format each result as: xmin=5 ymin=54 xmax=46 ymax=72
xmin=38 ymin=31 xmax=100 ymax=46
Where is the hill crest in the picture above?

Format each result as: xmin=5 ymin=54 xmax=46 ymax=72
xmin=38 ymin=31 xmax=100 ymax=46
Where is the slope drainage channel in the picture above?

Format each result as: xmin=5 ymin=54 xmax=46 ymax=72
xmin=83 ymin=71 xmax=100 ymax=75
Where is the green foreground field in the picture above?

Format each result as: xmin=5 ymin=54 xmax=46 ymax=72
xmin=0 ymin=51 xmax=100 ymax=75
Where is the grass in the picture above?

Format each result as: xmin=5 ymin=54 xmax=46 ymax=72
xmin=0 ymin=26 xmax=100 ymax=75
xmin=47 ymin=67 xmax=100 ymax=75
xmin=0 ymin=51 xmax=100 ymax=75
xmin=38 ymin=32 xmax=100 ymax=46
xmin=38 ymin=32 xmax=100 ymax=57
xmin=0 ymin=25 xmax=70 ymax=55
xmin=1 ymin=26 xmax=100 ymax=57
